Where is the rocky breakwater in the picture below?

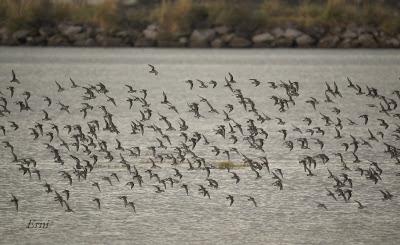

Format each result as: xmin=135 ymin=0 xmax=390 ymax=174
xmin=0 ymin=23 xmax=399 ymax=48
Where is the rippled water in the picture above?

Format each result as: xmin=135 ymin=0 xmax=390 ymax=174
xmin=0 ymin=48 xmax=400 ymax=245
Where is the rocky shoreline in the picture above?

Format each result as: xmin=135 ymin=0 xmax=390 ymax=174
xmin=1 ymin=23 xmax=399 ymax=48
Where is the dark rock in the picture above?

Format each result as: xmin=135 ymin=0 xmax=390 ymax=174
xmin=221 ymin=33 xmax=234 ymax=43
xmin=59 ymin=24 xmax=83 ymax=37
xmin=342 ymin=29 xmax=357 ymax=39
xmin=357 ymin=33 xmax=378 ymax=48
xmin=190 ymin=29 xmax=215 ymax=47
xmin=229 ymin=36 xmax=251 ymax=48
xmin=274 ymin=37 xmax=293 ymax=47
xmin=157 ymin=39 xmax=185 ymax=47
xmin=26 ymin=36 xmax=46 ymax=46
xmin=211 ymin=38 xmax=224 ymax=48
xmin=295 ymin=34 xmax=315 ymax=47
xmin=178 ymin=37 xmax=188 ymax=47
xmin=271 ymin=27 xmax=285 ymax=38
xmin=252 ymin=32 xmax=274 ymax=46
xmin=214 ymin=26 xmax=231 ymax=35
xmin=284 ymin=28 xmax=303 ymax=40
xmin=143 ymin=24 xmax=158 ymax=41
xmin=38 ymin=26 xmax=56 ymax=37
xmin=12 ymin=29 xmax=31 ymax=43
xmin=96 ymin=35 xmax=124 ymax=46
xmin=385 ymin=38 xmax=400 ymax=48
xmin=48 ymin=34 xmax=69 ymax=46
xmin=70 ymin=32 xmax=89 ymax=42
xmin=318 ymin=35 xmax=340 ymax=48
xmin=337 ymin=38 xmax=357 ymax=48
xmin=135 ymin=37 xmax=155 ymax=47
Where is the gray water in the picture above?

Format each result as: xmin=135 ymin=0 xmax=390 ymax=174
xmin=0 ymin=48 xmax=400 ymax=245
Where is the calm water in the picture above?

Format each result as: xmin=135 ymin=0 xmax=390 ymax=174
xmin=0 ymin=48 xmax=400 ymax=245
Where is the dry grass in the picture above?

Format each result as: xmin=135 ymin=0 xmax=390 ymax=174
xmin=0 ymin=0 xmax=399 ymax=34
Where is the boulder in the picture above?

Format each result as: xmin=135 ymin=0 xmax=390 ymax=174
xmin=70 ymin=32 xmax=89 ymax=42
xmin=47 ymin=34 xmax=69 ymax=46
xmin=229 ymin=36 xmax=251 ymax=48
xmin=178 ymin=37 xmax=188 ymax=47
xmin=318 ymin=35 xmax=340 ymax=48
xmin=295 ymin=34 xmax=315 ymax=47
xmin=190 ymin=29 xmax=215 ymax=47
xmin=59 ymin=24 xmax=83 ymax=37
xmin=271 ymin=27 xmax=285 ymax=38
xmin=337 ymin=38 xmax=356 ymax=48
xmin=284 ymin=28 xmax=303 ymax=39
xmin=143 ymin=24 xmax=158 ymax=41
xmin=211 ymin=38 xmax=224 ymax=48
xmin=96 ymin=35 xmax=124 ymax=46
xmin=221 ymin=33 xmax=234 ymax=43
xmin=12 ymin=29 xmax=31 ymax=42
xmin=342 ymin=29 xmax=357 ymax=39
xmin=134 ymin=37 xmax=155 ymax=47
xmin=85 ymin=38 xmax=96 ymax=47
xmin=252 ymin=32 xmax=274 ymax=44
xmin=157 ymin=39 xmax=185 ymax=47
xmin=385 ymin=38 xmax=400 ymax=48
xmin=214 ymin=26 xmax=230 ymax=35
xmin=26 ymin=36 xmax=46 ymax=46
xmin=38 ymin=26 xmax=56 ymax=37
xmin=357 ymin=33 xmax=377 ymax=48
xmin=274 ymin=37 xmax=293 ymax=47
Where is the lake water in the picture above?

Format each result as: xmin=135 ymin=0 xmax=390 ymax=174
xmin=0 ymin=48 xmax=400 ymax=245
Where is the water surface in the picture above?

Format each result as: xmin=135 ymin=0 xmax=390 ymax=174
xmin=0 ymin=48 xmax=400 ymax=245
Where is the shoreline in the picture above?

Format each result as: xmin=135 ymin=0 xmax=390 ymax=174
xmin=1 ymin=24 xmax=399 ymax=49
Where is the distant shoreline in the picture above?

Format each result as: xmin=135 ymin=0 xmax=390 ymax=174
xmin=1 ymin=24 xmax=399 ymax=49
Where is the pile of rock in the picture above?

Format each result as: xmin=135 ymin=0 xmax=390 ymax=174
xmin=0 ymin=23 xmax=399 ymax=48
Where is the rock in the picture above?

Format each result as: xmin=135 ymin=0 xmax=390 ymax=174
xmin=73 ymin=38 xmax=96 ymax=47
xmin=331 ymin=26 xmax=343 ymax=35
xmin=157 ymin=39 xmax=185 ymax=47
xmin=357 ymin=33 xmax=377 ymax=48
xmin=96 ymin=35 xmax=124 ymax=46
xmin=26 ymin=36 xmax=46 ymax=46
xmin=85 ymin=38 xmax=96 ymax=46
xmin=211 ymin=38 xmax=224 ymax=48
xmin=0 ymin=28 xmax=9 ymax=44
xmin=305 ymin=26 xmax=326 ymax=39
xmin=38 ymin=26 xmax=56 ymax=37
xmin=71 ymin=32 xmax=89 ymax=42
xmin=12 ymin=29 xmax=31 ymax=42
xmin=143 ymin=24 xmax=158 ymax=41
xmin=221 ymin=33 xmax=234 ymax=43
xmin=337 ymin=38 xmax=356 ymax=48
xmin=190 ymin=29 xmax=215 ymax=47
xmin=229 ymin=36 xmax=251 ymax=48
xmin=318 ymin=35 xmax=340 ymax=48
xmin=274 ymin=37 xmax=293 ymax=47
xmin=47 ymin=34 xmax=69 ymax=46
xmin=252 ymin=32 xmax=274 ymax=44
xmin=134 ymin=37 xmax=155 ymax=47
xmin=214 ymin=26 xmax=230 ymax=35
xmin=284 ymin=28 xmax=303 ymax=39
xmin=115 ymin=31 xmax=130 ymax=38
xmin=384 ymin=38 xmax=400 ymax=48
xmin=342 ymin=29 xmax=357 ymax=39
xmin=295 ymin=34 xmax=315 ymax=47
xmin=59 ymin=24 xmax=83 ymax=37
xmin=271 ymin=27 xmax=285 ymax=38
xmin=178 ymin=37 xmax=188 ymax=46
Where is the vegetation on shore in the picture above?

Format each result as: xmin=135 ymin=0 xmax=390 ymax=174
xmin=0 ymin=0 xmax=399 ymax=34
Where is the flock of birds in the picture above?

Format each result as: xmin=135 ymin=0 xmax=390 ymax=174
xmin=1 ymin=65 xmax=400 ymax=214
